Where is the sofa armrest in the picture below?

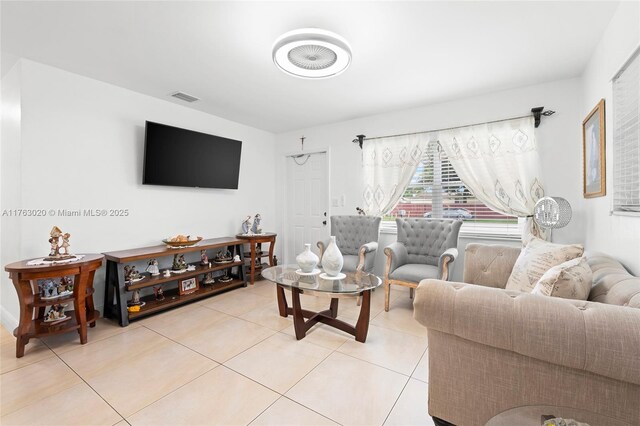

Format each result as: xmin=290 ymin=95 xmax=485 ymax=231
xmin=413 ymin=279 xmax=640 ymax=386
xmin=384 ymin=242 xmax=408 ymax=276
xmin=463 ymin=243 xmax=521 ymax=288
xmin=438 ymin=248 xmax=458 ymax=281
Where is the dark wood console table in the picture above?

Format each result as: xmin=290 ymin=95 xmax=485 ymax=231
xmin=103 ymin=237 xmax=246 ymax=326
xmin=236 ymin=233 xmax=276 ymax=285
xmin=5 ymin=254 xmax=103 ymax=358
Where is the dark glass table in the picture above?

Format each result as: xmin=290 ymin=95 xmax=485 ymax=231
xmin=262 ymin=265 xmax=382 ymax=343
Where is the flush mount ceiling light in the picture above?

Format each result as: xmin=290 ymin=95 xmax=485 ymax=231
xmin=272 ymin=28 xmax=352 ymax=79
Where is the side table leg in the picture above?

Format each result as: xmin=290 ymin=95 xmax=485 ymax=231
xmin=355 ymin=290 xmax=371 ymax=343
xmin=250 ymin=243 xmax=256 ymax=285
xmin=277 ymin=285 xmax=288 ymax=317
xmin=268 ymin=238 xmax=275 ymax=266
xmin=291 ymin=288 xmax=306 ymax=340
xmin=74 ymin=270 xmax=89 ymax=344
xmin=329 ymin=298 xmax=339 ymax=318
xmin=12 ymin=276 xmax=34 ymax=358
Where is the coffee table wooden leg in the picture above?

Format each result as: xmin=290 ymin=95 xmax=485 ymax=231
xmin=355 ymin=290 xmax=371 ymax=343
xmin=291 ymin=288 xmax=306 ymax=340
xmin=329 ymin=298 xmax=339 ymax=318
xmin=277 ymin=285 xmax=288 ymax=317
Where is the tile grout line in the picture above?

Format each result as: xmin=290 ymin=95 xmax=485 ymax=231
xmin=381 ymin=374 xmax=412 ymax=426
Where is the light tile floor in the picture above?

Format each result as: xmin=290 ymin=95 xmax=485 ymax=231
xmin=0 ymin=280 xmax=433 ymax=426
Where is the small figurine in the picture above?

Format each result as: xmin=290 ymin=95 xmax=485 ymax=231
xmin=172 ymin=254 xmax=187 ymax=271
xmin=233 ymin=254 xmax=241 ymax=262
xmin=124 ymin=265 xmax=142 ymax=282
xmin=129 ymin=290 xmax=142 ymax=306
xmin=200 ymin=250 xmax=209 ymax=265
xmin=39 ymin=279 xmax=58 ymax=298
xmin=45 ymin=226 xmax=74 ymax=261
xmin=61 ymin=276 xmax=74 ymax=293
xmin=44 ymin=304 xmax=68 ymax=322
xmin=251 ymin=214 xmax=262 ymax=234
xmin=202 ymin=272 xmax=215 ymax=286
xmin=214 ymin=250 xmax=232 ymax=263
xmin=163 ymin=269 xmax=172 ymax=277
xmin=153 ymin=286 xmax=165 ymax=301
xmin=273 ymin=255 xmax=278 ymax=266
xmin=186 ymin=264 xmax=196 ymax=272
xmin=242 ymin=215 xmax=253 ymax=235
xmin=218 ymin=271 xmax=233 ymax=283
xmin=146 ymin=259 xmax=160 ymax=276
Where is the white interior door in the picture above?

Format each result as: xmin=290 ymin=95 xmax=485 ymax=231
xmin=285 ymin=152 xmax=329 ymax=264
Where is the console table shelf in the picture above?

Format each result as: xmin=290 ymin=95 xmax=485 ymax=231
xmin=236 ymin=233 xmax=276 ymax=285
xmin=103 ymin=237 xmax=246 ymax=326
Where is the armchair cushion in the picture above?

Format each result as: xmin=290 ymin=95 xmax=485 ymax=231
xmin=396 ymin=218 xmax=462 ymax=266
xmin=389 ymin=264 xmax=439 ymax=283
xmin=331 ymin=215 xmax=381 ymax=256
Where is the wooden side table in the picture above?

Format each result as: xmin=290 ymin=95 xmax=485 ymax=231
xmin=5 ymin=254 xmax=103 ymax=358
xmin=236 ymin=233 xmax=276 ymax=284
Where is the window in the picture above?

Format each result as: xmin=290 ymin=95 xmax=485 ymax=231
xmin=613 ymin=47 xmax=640 ymax=214
xmin=383 ymin=141 xmax=519 ymax=238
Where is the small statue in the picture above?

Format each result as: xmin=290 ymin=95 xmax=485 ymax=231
xmin=129 ymin=290 xmax=141 ymax=306
xmin=200 ymin=250 xmax=209 ymax=265
xmin=214 ymin=250 xmax=232 ymax=263
xmin=251 ymin=214 xmax=262 ymax=234
xmin=202 ymin=272 xmax=215 ymax=285
xmin=146 ymin=259 xmax=160 ymax=276
xmin=163 ymin=269 xmax=171 ymax=277
xmin=39 ymin=279 xmax=58 ymax=298
xmin=273 ymin=255 xmax=278 ymax=266
xmin=242 ymin=215 xmax=253 ymax=235
xmin=233 ymin=254 xmax=241 ymax=262
xmin=172 ymin=254 xmax=187 ymax=271
xmin=153 ymin=286 xmax=165 ymax=301
xmin=61 ymin=276 xmax=74 ymax=293
xmin=124 ymin=265 xmax=142 ymax=282
xmin=59 ymin=233 xmax=71 ymax=255
xmin=45 ymin=304 xmax=67 ymax=322
xmin=45 ymin=226 xmax=74 ymax=261
xmin=219 ymin=271 xmax=232 ymax=283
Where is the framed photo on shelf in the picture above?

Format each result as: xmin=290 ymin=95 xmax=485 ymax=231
xmin=179 ymin=277 xmax=199 ymax=295
xmin=582 ymin=98 xmax=606 ymax=198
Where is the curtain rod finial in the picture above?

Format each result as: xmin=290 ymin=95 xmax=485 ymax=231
xmin=352 ymin=134 xmax=366 ymax=149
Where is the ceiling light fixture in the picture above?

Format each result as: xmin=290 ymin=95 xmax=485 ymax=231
xmin=272 ymin=28 xmax=352 ymax=79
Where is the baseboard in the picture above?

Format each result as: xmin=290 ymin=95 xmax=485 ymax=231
xmin=1 ymin=305 xmax=18 ymax=332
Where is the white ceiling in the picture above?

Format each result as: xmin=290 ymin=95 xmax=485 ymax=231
xmin=1 ymin=1 xmax=619 ymax=133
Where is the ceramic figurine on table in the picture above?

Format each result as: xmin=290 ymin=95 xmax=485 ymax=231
xmin=172 ymin=254 xmax=187 ymax=271
xmin=146 ymin=259 xmax=160 ymax=276
xmin=163 ymin=269 xmax=171 ymax=277
xmin=153 ymin=286 xmax=164 ymax=301
xmin=202 ymin=272 xmax=215 ymax=285
xmin=39 ymin=279 xmax=58 ymax=298
xmin=60 ymin=233 xmax=71 ymax=255
xmin=124 ymin=265 xmax=142 ymax=282
xmin=44 ymin=304 xmax=68 ymax=322
xmin=242 ymin=215 xmax=253 ymax=235
xmin=45 ymin=226 xmax=74 ymax=261
xmin=214 ymin=250 xmax=232 ymax=263
xmin=200 ymin=250 xmax=209 ymax=265
xmin=233 ymin=254 xmax=241 ymax=262
xmin=129 ymin=290 xmax=142 ymax=306
xmin=251 ymin=214 xmax=262 ymax=234
xmin=61 ymin=276 xmax=73 ymax=293
xmin=219 ymin=271 xmax=233 ymax=283
xmin=273 ymin=255 xmax=278 ymax=266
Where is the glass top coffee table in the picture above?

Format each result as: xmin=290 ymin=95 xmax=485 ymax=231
xmin=262 ymin=265 xmax=382 ymax=343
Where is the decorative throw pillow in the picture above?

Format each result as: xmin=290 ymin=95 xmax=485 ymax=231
xmin=505 ymin=237 xmax=584 ymax=293
xmin=532 ymin=256 xmax=592 ymax=300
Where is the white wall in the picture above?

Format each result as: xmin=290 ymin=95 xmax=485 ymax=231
xmin=0 ymin=60 xmax=277 ymax=329
xmin=275 ymin=78 xmax=584 ymax=280
xmin=579 ymin=1 xmax=640 ymax=274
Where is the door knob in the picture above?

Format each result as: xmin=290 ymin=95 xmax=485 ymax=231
xmin=322 ymin=220 xmax=327 ymax=225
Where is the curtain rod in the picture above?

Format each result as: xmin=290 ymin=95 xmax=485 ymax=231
xmin=352 ymin=107 xmax=555 ymax=148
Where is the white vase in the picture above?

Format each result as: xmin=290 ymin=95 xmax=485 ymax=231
xmin=322 ymin=236 xmax=344 ymax=276
xmin=296 ymin=244 xmax=319 ymax=273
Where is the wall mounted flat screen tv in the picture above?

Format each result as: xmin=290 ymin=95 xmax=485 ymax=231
xmin=143 ymin=121 xmax=242 ymax=189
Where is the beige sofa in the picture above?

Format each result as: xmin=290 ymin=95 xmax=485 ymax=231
xmin=413 ymin=243 xmax=640 ymax=426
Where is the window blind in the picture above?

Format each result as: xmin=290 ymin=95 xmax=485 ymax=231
xmin=613 ymin=47 xmax=640 ymax=213
xmin=386 ymin=141 xmax=519 ymax=236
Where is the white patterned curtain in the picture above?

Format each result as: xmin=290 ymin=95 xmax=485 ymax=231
xmin=362 ymin=134 xmax=432 ymax=216
xmin=438 ymin=116 xmax=547 ymax=241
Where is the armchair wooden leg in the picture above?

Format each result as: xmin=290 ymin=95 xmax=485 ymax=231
xmin=384 ymin=279 xmax=390 ymax=312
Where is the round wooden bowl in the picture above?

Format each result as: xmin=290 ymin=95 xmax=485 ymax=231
xmin=162 ymin=237 xmax=203 ymax=248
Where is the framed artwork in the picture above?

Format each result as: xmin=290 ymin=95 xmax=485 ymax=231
xmin=179 ymin=277 xmax=198 ymax=295
xmin=582 ymin=98 xmax=606 ymax=198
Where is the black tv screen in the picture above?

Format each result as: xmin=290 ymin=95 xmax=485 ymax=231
xmin=143 ymin=121 xmax=242 ymax=189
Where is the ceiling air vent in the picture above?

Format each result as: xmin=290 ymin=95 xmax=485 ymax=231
xmin=170 ymin=91 xmax=200 ymax=103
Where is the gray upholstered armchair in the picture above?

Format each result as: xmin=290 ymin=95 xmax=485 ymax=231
xmin=317 ymin=215 xmax=381 ymax=273
xmin=384 ymin=218 xmax=462 ymax=311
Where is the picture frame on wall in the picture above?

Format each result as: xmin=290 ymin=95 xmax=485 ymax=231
xmin=582 ymin=98 xmax=606 ymax=198
xmin=179 ymin=277 xmax=199 ymax=295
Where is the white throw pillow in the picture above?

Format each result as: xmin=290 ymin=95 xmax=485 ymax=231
xmin=532 ymin=256 xmax=592 ymax=300
xmin=505 ymin=237 xmax=584 ymax=293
